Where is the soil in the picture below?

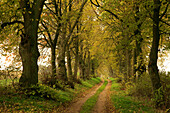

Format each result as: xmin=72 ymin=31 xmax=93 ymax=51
xmin=57 ymin=82 xmax=104 ymax=113
xmin=92 ymin=80 xmax=115 ymax=113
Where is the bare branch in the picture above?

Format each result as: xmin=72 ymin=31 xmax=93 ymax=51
xmin=41 ymin=21 xmax=53 ymax=46
xmin=66 ymin=0 xmax=88 ymax=43
xmin=90 ymin=0 xmax=122 ymax=22
xmin=159 ymin=3 xmax=169 ymax=20
xmin=160 ymin=19 xmax=170 ymax=26
xmin=1 ymin=21 xmax=24 ymax=29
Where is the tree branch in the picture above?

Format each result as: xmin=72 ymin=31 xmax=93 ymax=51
xmin=1 ymin=21 xmax=24 ymax=29
xmin=66 ymin=0 xmax=88 ymax=43
xmin=41 ymin=21 xmax=53 ymax=46
xmin=90 ymin=0 xmax=122 ymax=22
xmin=160 ymin=19 xmax=170 ymax=26
xmin=159 ymin=3 xmax=169 ymax=20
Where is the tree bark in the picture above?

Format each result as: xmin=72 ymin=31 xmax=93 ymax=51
xmin=73 ymin=35 xmax=79 ymax=82
xmin=126 ymin=48 xmax=131 ymax=79
xmin=51 ymin=46 xmax=56 ymax=77
xmin=79 ymin=43 xmax=85 ymax=80
xmin=66 ymin=44 xmax=73 ymax=79
xmin=108 ymin=65 xmax=114 ymax=77
xmin=91 ymin=61 xmax=95 ymax=76
xmin=132 ymin=4 xmax=145 ymax=80
xmin=86 ymin=50 xmax=91 ymax=79
xmin=132 ymin=47 xmax=137 ymax=78
xmin=19 ymin=35 xmax=40 ymax=87
xmin=57 ymin=36 xmax=67 ymax=81
xmin=148 ymin=0 xmax=164 ymax=108
xmin=19 ymin=0 xmax=45 ymax=87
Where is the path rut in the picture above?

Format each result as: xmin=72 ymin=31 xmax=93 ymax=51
xmin=58 ymin=82 xmax=103 ymax=113
xmin=92 ymin=80 xmax=114 ymax=113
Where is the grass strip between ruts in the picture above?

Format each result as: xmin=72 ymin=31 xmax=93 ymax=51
xmin=80 ymin=79 xmax=108 ymax=113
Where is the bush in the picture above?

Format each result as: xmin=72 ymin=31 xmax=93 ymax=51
xmin=39 ymin=65 xmax=52 ymax=82
xmin=21 ymin=84 xmax=73 ymax=102
xmin=127 ymin=73 xmax=153 ymax=98
xmin=159 ymin=71 xmax=170 ymax=109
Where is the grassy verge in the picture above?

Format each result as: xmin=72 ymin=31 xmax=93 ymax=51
xmin=110 ymin=78 xmax=156 ymax=113
xmin=80 ymin=79 xmax=108 ymax=113
xmin=0 ymin=77 xmax=101 ymax=112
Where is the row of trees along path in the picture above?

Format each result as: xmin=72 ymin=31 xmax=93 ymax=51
xmin=0 ymin=0 xmax=169 ymax=109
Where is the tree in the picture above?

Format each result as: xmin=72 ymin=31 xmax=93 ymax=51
xmin=148 ymin=0 xmax=169 ymax=108
xmin=57 ymin=0 xmax=88 ymax=81
xmin=1 ymin=0 xmax=46 ymax=87
xmin=19 ymin=0 xmax=46 ymax=87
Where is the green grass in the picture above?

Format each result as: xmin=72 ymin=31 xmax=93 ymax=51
xmin=81 ymin=77 xmax=101 ymax=88
xmin=80 ymin=80 xmax=108 ymax=113
xmin=110 ymin=78 xmax=155 ymax=113
xmin=0 ymin=77 xmax=101 ymax=112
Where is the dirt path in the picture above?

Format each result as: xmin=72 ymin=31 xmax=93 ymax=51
xmin=57 ymin=82 xmax=103 ymax=113
xmin=92 ymin=80 xmax=115 ymax=113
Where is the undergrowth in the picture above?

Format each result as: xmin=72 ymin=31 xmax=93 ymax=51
xmin=0 ymin=77 xmax=101 ymax=112
xmin=110 ymin=78 xmax=156 ymax=113
xmin=126 ymin=72 xmax=170 ymax=110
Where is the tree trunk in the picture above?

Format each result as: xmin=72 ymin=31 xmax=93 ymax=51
xmin=91 ymin=61 xmax=95 ymax=77
xmin=132 ymin=47 xmax=137 ymax=79
xmin=19 ymin=34 xmax=40 ymax=87
xmin=126 ymin=49 xmax=131 ymax=79
xmin=51 ymin=46 xmax=56 ymax=77
xmin=57 ymin=39 xmax=67 ymax=81
xmin=73 ymin=36 xmax=79 ymax=82
xmin=19 ymin=1 xmax=45 ymax=87
xmin=132 ymin=4 xmax=145 ymax=80
xmin=148 ymin=0 xmax=164 ymax=108
xmin=66 ymin=44 xmax=73 ymax=79
xmin=79 ymin=43 xmax=85 ymax=80
xmin=79 ymin=58 xmax=85 ymax=80
xmin=86 ymin=50 xmax=91 ymax=79
xmin=108 ymin=65 xmax=114 ymax=77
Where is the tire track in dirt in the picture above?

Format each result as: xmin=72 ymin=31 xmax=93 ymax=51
xmin=57 ymin=81 xmax=104 ymax=113
xmin=92 ymin=79 xmax=115 ymax=113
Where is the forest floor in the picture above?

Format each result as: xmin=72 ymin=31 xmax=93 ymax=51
xmin=55 ymin=78 xmax=160 ymax=113
xmin=0 ymin=77 xmax=166 ymax=113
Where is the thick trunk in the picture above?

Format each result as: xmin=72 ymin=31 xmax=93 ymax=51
xmin=57 ymin=21 xmax=68 ymax=81
xmin=118 ymin=55 xmax=124 ymax=75
xmin=91 ymin=61 xmax=95 ymax=76
xmin=19 ymin=0 xmax=45 ymax=87
xmin=137 ymin=54 xmax=146 ymax=78
xmin=57 ymin=43 xmax=67 ymax=81
xmin=148 ymin=0 xmax=164 ymax=108
xmin=133 ymin=5 xmax=145 ymax=79
xmin=108 ymin=65 xmax=114 ymax=77
xmin=126 ymin=49 xmax=131 ymax=79
xmin=79 ymin=58 xmax=85 ymax=80
xmin=66 ymin=44 xmax=73 ymax=79
xmin=73 ymin=37 xmax=79 ymax=82
xmin=19 ymin=32 xmax=40 ymax=87
xmin=79 ymin=44 xmax=85 ymax=80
